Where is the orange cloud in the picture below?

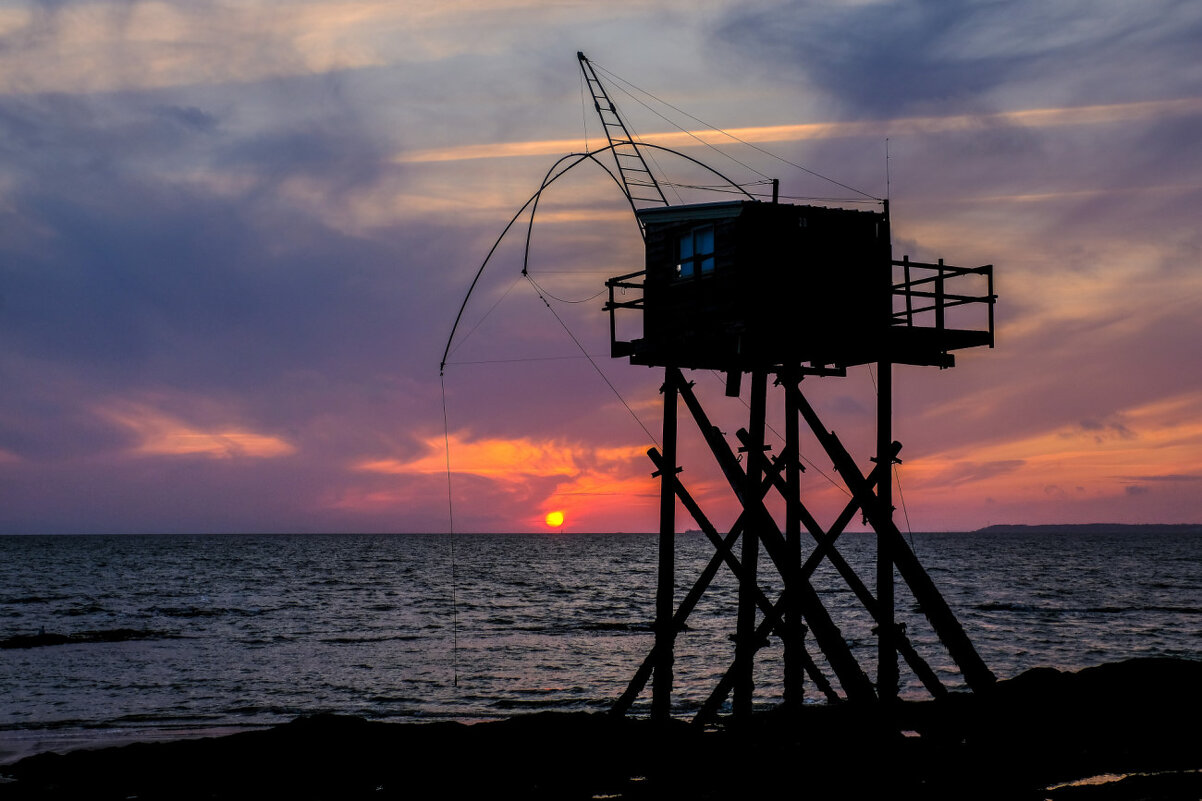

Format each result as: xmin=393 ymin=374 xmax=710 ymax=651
xmin=0 ymin=0 xmax=665 ymax=95
xmin=359 ymin=434 xmax=645 ymax=482
xmin=355 ymin=434 xmax=657 ymax=528
xmin=101 ymin=402 xmax=295 ymax=459
xmin=395 ymin=97 xmax=1202 ymax=164
xmin=899 ymin=390 xmax=1202 ymax=507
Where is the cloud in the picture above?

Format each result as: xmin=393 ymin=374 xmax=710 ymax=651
xmin=395 ymin=98 xmax=1202 ymax=163
xmin=362 ymin=433 xmax=645 ymax=483
xmin=1118 ymin=474 xmax=1202 ymax=483
xmin=922 ymin=459 xmax=1028 ymax=488
xmin=715 ymin=0 xmax=1202 ymax=117
xmin=1 ymin=0 xmax=1201 ymax=534
xmin=98 ymin=400 xmax=295 ymax=459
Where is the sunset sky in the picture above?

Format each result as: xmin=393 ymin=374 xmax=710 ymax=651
xmin=1 ymin=0 xmax=1200 ymax=534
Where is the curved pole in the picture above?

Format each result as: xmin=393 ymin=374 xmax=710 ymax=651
xmin=439 ymin=142 xmax=757 ymax=373
xmin=440 ymin=145 xmax=633 ymax=373
xmin=632 ymin=142 xmax=758 ymax=203
xmin=523 ymin=148 xmax=641 ymax=287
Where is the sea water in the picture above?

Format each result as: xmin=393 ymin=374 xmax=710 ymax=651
xmin=1 ymin=531 xmax=1198 ymax=762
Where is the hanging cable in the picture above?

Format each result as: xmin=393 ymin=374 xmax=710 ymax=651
xmin=618 ymin=111 xmax=683 ymax=206
xmin=446 ymin=274 xmax=524 ymax=362
xmin=441 ymin=142 xmax=754 ymax=372
xmin=866 ymin=363 xmax=916 ymax=551
xmin=524 ymin=276 xmax=607 ymax=305
xmin=592 ymin=60 xmax=881 ymax=202
xmin=445 ymin=354 xmax=603 ymax=367
xmin=600 ymin=71 xmax=773 ymax=185
xmin=894 ymin=462 xmax=916 ymax=554
xmin=580 ymin=69 xmax=590 ymax=153
xmin=525 ymin=273 xmax=660 ymax=448
xmin=440 ymin=372 xmax=460 ymax=688
xmin=704 ymin=370 xmax=852 ymax=498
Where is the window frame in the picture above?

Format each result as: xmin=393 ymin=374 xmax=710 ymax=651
xmin=675 ymin=224 xmax=716 ymax=280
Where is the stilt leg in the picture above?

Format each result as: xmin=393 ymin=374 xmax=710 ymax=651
xmin=652 ymin=368 xmax=679 ymax=720
xmin=733 ymin=370 xmax=766 ymax=717
xmin=877 ymin=359 xmax=898 ymax=702
xmin=783 ymin=369 xmax=804 ymax=709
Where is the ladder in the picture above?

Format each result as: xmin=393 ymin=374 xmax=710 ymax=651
xmin=577 ymin=52 xmax=669 ymax=209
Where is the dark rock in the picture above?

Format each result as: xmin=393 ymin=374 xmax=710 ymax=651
xmin=1 ymin=658 xmax=1198 ymax=800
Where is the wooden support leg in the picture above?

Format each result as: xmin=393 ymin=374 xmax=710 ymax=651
xmin=877 ymin=360 xmax=899 ymax=703
xmin=612 ymin=449 xmax=788 ymax=716
xmin=789 ymin=382 xmax=996 ymax=692
xmin=734 ymin=370 xmax=767 ymax=717
xmin=652 ymin=368 xmax=679 ymax=720
xmin=748 ymin=436 xmax=947 ymax=697
xmin=783 ymin=369 xmax=804 ymax=710
xmin=691 ymin=451 xmax=904 ymax=726
xmin=677 ymin=376 xmax=875 ymax=705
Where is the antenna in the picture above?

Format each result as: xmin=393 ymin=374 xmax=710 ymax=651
xmin=885 ymin=138 xmax=891 ymax=204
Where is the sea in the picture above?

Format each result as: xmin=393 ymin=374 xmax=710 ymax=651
xmin=1 ymin=530 xmax=1199 ymax=764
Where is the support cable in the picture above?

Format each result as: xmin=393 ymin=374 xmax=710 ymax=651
xmin=580 ymin=69 xmax=590 ymax=153
xmin=591 ymin=60 xmax=881 ymax=202
xmin=868 ymin=364 xmax=917 ymax=552
xmin=525 ymin=273 xmax=660 ymax=448
xmin=439 ymin=372 xmax=460 ymax=688
xmin=523 ymin=277 xmax=607 ymax=305
xmin=445 ymin=274 xmax=524 ymax=362
xmin=622 ymin=116 xmax=683 ymax=206
xmin=895 ymin=463 xmax=916 ymax=554
xmin=598 ymin=68 xmax=772 ymax=184
xmin=705 ymin=370 xmax=852 ymax=498
xmin=440 ymin=143 xmax=753 ymax=373
xmin=445 ymin=354 xmax=603 ymax=367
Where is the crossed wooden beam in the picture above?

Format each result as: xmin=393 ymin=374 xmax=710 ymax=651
xmin=612 ymin=367 xmax=995 ymax=724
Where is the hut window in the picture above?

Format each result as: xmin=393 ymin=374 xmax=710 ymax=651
xmin=676 ymin=225 xmax=715 ymax=279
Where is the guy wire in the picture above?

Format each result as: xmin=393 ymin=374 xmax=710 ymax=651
xmin=525 ymin=274 xmax=660 ymax=449
xmin=592 ymin=60 xmax=879 ymax=202
xmin=439 ymin=371 xmax=460 ymax=688
xmin=705 ymin=369 xmax=852 ymax=498
xmin=868 ymin=363 xmax=917 ymax=553
xmin=895 ymin=462 xmax=916 ymax=555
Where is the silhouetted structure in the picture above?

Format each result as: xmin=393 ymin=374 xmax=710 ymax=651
xmin=612 ymin=201 xmax=992 ymax=372
xmin=581 ymin=52 xmax=998 ymax=722
xmin=606 ymin=199 xmax=996 ymax=722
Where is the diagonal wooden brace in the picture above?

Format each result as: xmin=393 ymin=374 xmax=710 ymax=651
xmin=611 ymin=449 xmax=785 ymax=716
xmin=741 ymin=434 xmax=947 ymax=698
xmin=676 ymin=377 xmax=877 ymax=704
xmin=787 ymin=381 xmax=996 ymax=691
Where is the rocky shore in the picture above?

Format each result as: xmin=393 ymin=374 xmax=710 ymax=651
xmin=2 ymin=658 xmax=1198 ymax=800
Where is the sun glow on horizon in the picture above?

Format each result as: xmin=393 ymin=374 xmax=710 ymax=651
xmin=544 ymin=510 xmax=565 ymax=529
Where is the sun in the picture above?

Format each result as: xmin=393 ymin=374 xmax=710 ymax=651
xmin=544 ymin=510 xmax=565 ymax=529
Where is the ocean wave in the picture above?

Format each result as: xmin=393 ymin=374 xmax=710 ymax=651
xmin=0 ymin=594 xmax=73 ymax=605
xmin=579 ymin=621 xmax=653 ymax=632
xmin=149 ymin=606 xmax=260 ymax=619
xmin=0 ymin=628 xmax=177 ymax=649
xmin=318 ymin=634 xmax=421 ymax=644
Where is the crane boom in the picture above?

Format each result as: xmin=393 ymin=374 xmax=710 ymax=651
xmin=577 ymin=52 xmax=669 ymax=208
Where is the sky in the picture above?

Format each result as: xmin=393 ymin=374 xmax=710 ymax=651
xmin=1 ymin=0 xmax=1200 ymax=534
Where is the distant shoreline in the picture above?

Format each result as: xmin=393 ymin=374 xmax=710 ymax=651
xmin=974 ymin=523 xmax=1202 ymax=535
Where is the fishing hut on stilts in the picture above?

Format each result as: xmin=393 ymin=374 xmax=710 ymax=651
xmin=576 ymin=54 xmax=1001 ymax=722
xmin=446 ymin=53 xmax=1000 ymax=724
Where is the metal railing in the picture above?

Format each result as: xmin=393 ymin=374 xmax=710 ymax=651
xmin=604 ymin=269 xmax=647 ymax=357
xmin=892 ymin=257 xmax=995 ymax=344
